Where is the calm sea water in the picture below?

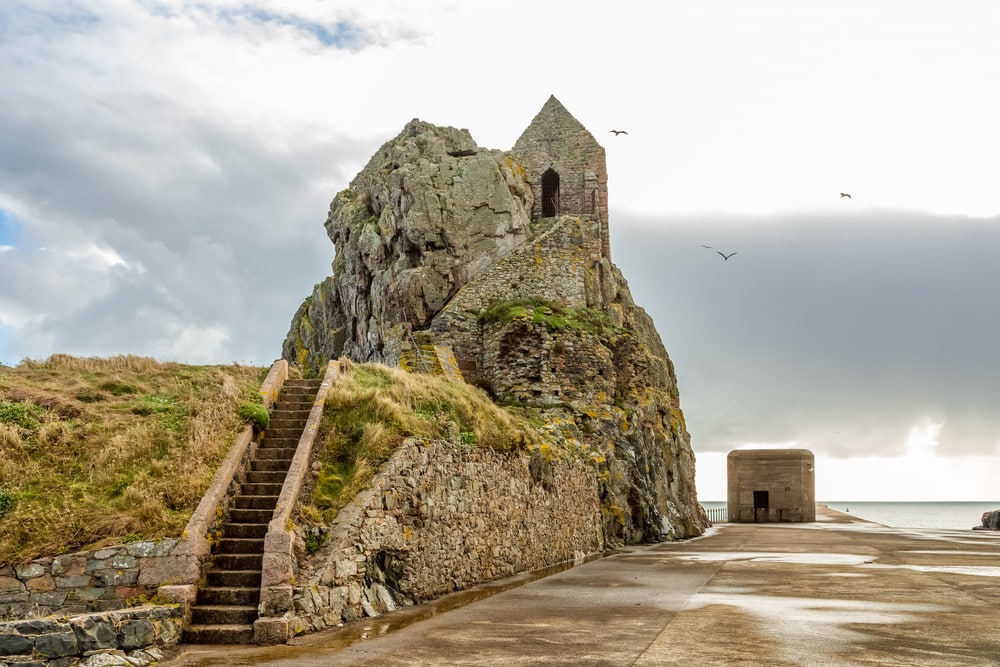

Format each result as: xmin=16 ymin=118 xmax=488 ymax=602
xmin=699 ymin=501 xmax=1000 ymax=530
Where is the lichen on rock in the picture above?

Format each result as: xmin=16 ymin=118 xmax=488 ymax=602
xmin=283 ymin=99 xmax=707 ymax=553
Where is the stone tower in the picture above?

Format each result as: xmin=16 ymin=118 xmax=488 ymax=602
xmin=512 ymin=95 xmax=610 ymax=258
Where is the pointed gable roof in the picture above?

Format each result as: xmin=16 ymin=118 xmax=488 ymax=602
xmin=513 ymin=95 xmax=600 ymax=155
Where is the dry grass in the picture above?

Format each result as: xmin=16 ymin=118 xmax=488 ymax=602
xmin=0 ymin=354 xmax=267 ymax=565
xmin=304 ymin=363 xmax=540 ymax=522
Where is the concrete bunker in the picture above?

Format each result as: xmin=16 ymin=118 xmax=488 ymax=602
xmin=727 ymin=449 xmax=815 ymax=522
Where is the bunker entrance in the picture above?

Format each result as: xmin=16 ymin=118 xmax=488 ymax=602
xmin=541 ymin=168 xmax=560 ymax=217
xmin=753 ymin=490 xmax=769 ymax=522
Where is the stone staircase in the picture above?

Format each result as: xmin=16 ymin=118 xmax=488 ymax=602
xmin=182 ymin=378 xmax=322 ymax=644
xmin=400 ymin=331 xmax=465 ymax=383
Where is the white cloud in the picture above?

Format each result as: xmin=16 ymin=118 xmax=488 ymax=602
xmin=3 ymin=0 xmax=1000 ymax=499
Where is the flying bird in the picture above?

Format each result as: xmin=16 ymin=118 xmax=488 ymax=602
xmin=700 ymin=244 xmax=713 ymax=249
xmin=609 ymin=130 xmax=628 ymax=136
xmin=840 ymin=192 xmax=852 ymax=198
xmin=716 ymin=251 xmax=737 ymax=260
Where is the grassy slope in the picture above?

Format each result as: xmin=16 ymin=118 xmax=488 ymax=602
xmin=0 ymin=355 xmax=267 ymax=566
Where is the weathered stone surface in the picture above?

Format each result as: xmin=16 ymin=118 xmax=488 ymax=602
xmin=33 ymin=630 xmax=78 ymax=658
xmin=283 ymin=119 xmax=532 ymax=368
xmin=276 ymin=97 xmax=708 ymax=638
xmin=71 ymin=615 xmax=118 ymax=652
xmin=0 ymin=630 xmax=34 ymax=655
xmin=981 ymin=510 xmax=1000 ymax=530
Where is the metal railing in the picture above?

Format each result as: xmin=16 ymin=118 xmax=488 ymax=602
xmin=702 ymin=505 xmax=728 ymax=523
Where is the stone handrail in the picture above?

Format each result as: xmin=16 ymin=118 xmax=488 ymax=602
xmin=255 ymin=359 xmax=342 ymax=644
xmin=157 ymin=359 xmax=289 ymax=611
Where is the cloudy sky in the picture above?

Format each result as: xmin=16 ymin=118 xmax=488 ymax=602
xmin=2 ymin=1 xmax=999 ymax=501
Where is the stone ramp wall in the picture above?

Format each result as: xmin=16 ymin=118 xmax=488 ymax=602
xmin=0 ymin=540 xmax=178 ymax=621
xmin=0 ymin=605 xmax=180 ymax=665
xmin=269 ymin=439 xmax=605 ymax=638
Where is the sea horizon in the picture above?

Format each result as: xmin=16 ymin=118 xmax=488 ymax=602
xmin=699 ymin=500 xmax=1000 ymax=531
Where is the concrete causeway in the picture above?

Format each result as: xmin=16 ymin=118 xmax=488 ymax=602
xmin=163 ymin=505 xmax=1000 ymax=666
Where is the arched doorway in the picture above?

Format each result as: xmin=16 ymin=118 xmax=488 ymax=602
xmin=541 ymin=168 xmax=560 ymax=217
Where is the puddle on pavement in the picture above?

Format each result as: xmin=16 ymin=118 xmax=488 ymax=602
xmin=687 ymin=590 xmax=953 ymax=650
xmin=664 ymin=551 xmax=876 ymax=565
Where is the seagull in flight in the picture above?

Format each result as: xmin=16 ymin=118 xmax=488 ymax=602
xmin=716 ymin=251 xmax=737 ymax=260
xmin=609 ymin=130 xmax=629 ymax=136
xmin=840 ymin=192 xmax=852 ymax=198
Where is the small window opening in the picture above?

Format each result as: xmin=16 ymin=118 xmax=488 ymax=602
xmin=541 ymin=168 xmax=560 ymax=217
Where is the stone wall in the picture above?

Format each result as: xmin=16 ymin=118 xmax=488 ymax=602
xmin=0 ymin=540 xmax=177 ymax=621
xmin=279 ymin=439 xmax=604 ymax=636
xmin=0 ymin=605 xmax=180 ymax=665
xmin=431 ymin=214 xmax=605 ymax=382
xmin=512 ymin=95 xmax=609 ymax=235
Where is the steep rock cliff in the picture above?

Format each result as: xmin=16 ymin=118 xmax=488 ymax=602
xmin=284 ymin=112 xmax=706 ymax=544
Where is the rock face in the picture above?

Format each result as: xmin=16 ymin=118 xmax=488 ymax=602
xmin=980 ymin=510 xmax=1000 ymax=530
xmin=284 ymin=95 xmax=707 ymax=544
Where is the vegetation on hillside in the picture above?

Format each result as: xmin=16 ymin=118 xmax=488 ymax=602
xmin=478 ymin=297 xmax=618 ymax=340
xmin=0 ymin=354 xmax=267 ymax=565
xmin=300 ymin=362 xmax=542 ymax=524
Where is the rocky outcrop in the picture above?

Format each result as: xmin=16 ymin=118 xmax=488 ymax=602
xmin=978 ymin=510 xmax=1000 ymax=530
xmin=285 ymin=120 xmax=533 ymax=370
xmin=283 ymin=100 xmax=706 ymax=549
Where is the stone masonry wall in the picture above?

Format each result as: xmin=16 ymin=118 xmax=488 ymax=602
xmin=285 ymin=439 xmax=604 ymax=635
xmin=0 ymin=605 xmax=181 ymax=665
xmin=0 ymin=540 xmax=178 ymax=621
xmin=430 ymin=214 xmax=604 ymax=382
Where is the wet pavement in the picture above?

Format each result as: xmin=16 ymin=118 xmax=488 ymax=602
xmin=163 ymin=506 xmax=1000 ymax=666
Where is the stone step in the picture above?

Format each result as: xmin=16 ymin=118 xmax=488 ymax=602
xmin=216 ymin=537 xmax=266 ymax=554
xmin=224 ymin=522 xmax=268 ymax=539
xmin=211 ymin=553 xmax=264 ymax=571
xmin=232 ymin=495 xmax=278 ymax=510
xmin=207 ymin=569 xmax=262 ymax=588
xmin=183 ymin=623 xmax=254 ymax=645
xmin=244 ymin=470 xmax=286 ymax=485
xmin=255 ymin=447 xmax=297 ymax=461
xmin=197 ymin=586 xmax=260 ymax=606
xmin=240 ymin=482 xmax=284 ymax=496
xmin=265 ymin=427 xmax=305 ymax=440
xmin=251 ymin=458 xmax=293 ymax=472
xmin=268 ymin=417 xmax=309 ymax=430
xmin=228 ymin=508 xmax=274 ymax=524
xmin=191 ymin=604 xmax=258 ymax=626
xmin=259 ymin=437 xmax=299 ymax=449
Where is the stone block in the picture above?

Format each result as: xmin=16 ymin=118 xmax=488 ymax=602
xmin=136 ymin=555 xmax=197 ymax=587
xmin=79 ymin=652 xmax=131 ymax=666
xmin=94 ymin=569 xmax=138 ymax=586
xmin=109 ymin=555 xmax=137 ymax=570
xmin=33 ymin=631 xmax=78 ymax=658
xmin=25 ymin=574 xmax=55 ymax=592
xmin=93 ymin=549 xmax=119 ymax=560
xmin=0 ymin=577 xmax=24 ymax=593
xmin=155 ymin=585 xmax=196 ymax=614
xmin=12 ymin=563 xmax=45 ymax=580
xmin=71 ymin=615 xmax=117 ymax=652
xmin=51 ymin=555 xmax=87 ymax=577
xmin=29 ymin=590 xmax=68 ymax=607
xmin=118 ymin=619 xmax=154 ymax=649
xmin=0 ymin=631 xmax=34 ymax=656
xmin=259 ymin=585 xmax=293 ymax=616
xmin=55 ymin=574 xmax=93 ymax=589
xmin=253 ymin=617 xmax=291 ymax=645
xmin=124 ymin=538 xmax=177 ymax=558
xmin=72 ymin=587 xmax=107 ymax=601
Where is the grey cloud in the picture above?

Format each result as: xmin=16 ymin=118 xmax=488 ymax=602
xmin=613 ymin=211 xmax=1000 ymax=460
